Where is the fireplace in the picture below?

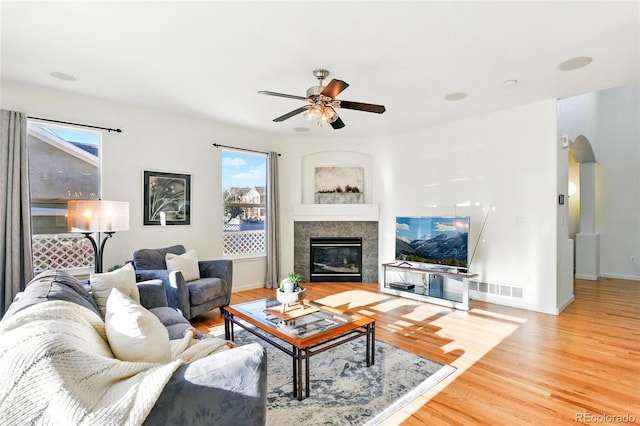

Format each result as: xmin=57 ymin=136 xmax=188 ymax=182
xmin=310 ymin=237 xmax=362 ymax=282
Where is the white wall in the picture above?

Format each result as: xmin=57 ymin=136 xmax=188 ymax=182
xmin=558 ymin=83 xmax=640 ymax=281
xmin=281 ymin=100 xmax=564 ymax=314
xmin=1 ymin=81 xmax=282 ymax=291
xmin=3 ymin=80 xmax=580 ymax=313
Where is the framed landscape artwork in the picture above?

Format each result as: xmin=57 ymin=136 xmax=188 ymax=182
xmin=314 ymin=166 xmax=364 ymax=204
xmin=143 ymin=170 xmax=191 ymax=226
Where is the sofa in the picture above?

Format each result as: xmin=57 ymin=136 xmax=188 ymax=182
xmin=132 ymin=245 xmax=232 ymax=320
xmin=0 ymin=269 xmax=267 ymax=426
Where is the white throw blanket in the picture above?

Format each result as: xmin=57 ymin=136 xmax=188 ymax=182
xmin=0 ymin=300 xmax=232 ymax=426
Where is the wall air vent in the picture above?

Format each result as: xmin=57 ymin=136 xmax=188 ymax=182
xmin=470 ymin=281 xmax=524 ymax=299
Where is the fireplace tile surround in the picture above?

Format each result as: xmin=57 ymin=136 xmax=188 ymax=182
xmin=294 ymin=221 xmax=378 ymax=283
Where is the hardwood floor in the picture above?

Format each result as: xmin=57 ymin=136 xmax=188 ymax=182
xmin=192 ymin=277 xmax=640 ymax=425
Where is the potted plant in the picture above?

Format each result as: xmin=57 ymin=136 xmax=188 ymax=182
xmin=279 ymin=273 xmax=301 ymax=293
xmin=277 ymin=273 xmax=306 ymax=310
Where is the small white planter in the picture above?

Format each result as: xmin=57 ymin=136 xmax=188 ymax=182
xmin=276 ymin=287 xmax=306 ymax=313
xmin=282 ymin=279 xmax=295 ymax=293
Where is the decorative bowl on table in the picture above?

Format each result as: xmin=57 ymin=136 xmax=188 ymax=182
xmin=276 ymin=287 xmax=306 ymax=305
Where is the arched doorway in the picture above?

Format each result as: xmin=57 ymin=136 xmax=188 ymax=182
xmin=569 ymin=134 xmax=599 ymax=279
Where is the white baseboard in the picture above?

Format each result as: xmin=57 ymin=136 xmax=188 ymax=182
xmin=232 ymin=282 xmax=266 ymax=292
xmin=574 ymin=274 xmax=599 ymax=280
xmin=469 ymin=291 xmax=558 ymax=315
xmin=598 ymin=273 xmax=640 ymax=282
xmin=557 ymin=295 xmax=575 ymax=314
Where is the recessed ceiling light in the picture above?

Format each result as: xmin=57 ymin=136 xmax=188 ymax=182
xmin=558 ymin=56 xmax=593 ymax=71
xmin=49 ymin=71 xmax=77 ymax=81
xmin=293 ymin=127 xmax=309 ymax=132
xmin=444 ymin=92 xmax=468 ymax=101
xmin=503 ymin=79 xmax=519 ymax=88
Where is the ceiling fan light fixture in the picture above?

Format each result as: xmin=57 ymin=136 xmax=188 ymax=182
xmin=304 ymin=105 xmax=324 ymax=122
xmin=324 ymin=107 xmax=338 ymax=123
xmin=303 ymin=104 xmax=338 ymax=126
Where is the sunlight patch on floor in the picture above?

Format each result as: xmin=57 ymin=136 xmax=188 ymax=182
xmin=387 ymin=323 xmax=405 ymax=332
xmin=367 ymin=298 xmax=422 ymax=313
xmin=387 ymin=305 xmax=528 ymax=424
xmin=469 ymin=307 xmax=528 ymax=324
xmin=356 ymin=308 xmax=377 ymax=317
xmin=314 ymin=290 xmax=389 ymax=309
xmin=394 ymin=319 xmax=414 ymax=328
xmin=401 ymin=305 xmax=453 ymax=322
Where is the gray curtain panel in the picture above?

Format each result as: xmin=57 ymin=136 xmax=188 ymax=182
xmin=264 ymin=151 xmax=280 ymax=289
xmin=0 ymin=110 xmax=33 ymax=319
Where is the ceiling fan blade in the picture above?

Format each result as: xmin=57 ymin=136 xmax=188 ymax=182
xmin=273 ymin=107 xmax=307 ymax=122
xmin=321 ymin=79 xmax=349 ymax=99
xmin=338 ymin=100 xmax=386 ymax=114
xmin=258 ymin=90 xmax=307 ymax=101
xmin=331 ymin=116 xmax=345 ymax=129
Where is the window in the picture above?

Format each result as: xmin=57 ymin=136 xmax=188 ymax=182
xmin=222 ymin=149 xmax=267 ymax=257
xmin=27 ymin=122 xmax=101 ymax=275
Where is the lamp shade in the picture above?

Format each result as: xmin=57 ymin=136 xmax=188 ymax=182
xmin=67 ymin=200 xmax=129 ymax=232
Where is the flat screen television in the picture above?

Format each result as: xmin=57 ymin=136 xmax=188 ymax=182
xmin=395 ymin=216 xmax=470 ymax=269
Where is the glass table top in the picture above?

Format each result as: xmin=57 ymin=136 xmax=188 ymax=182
xmin=230 ymin=298 xmax=359 ymax=338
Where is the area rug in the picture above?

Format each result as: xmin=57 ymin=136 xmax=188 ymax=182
xmin=229 ymin=330 xmax=456 ymax=426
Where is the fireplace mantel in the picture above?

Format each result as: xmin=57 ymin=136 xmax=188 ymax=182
xmin=293 ymin=204 xmax=379 ymax=222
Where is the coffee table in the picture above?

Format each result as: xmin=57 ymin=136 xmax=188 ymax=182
xmin=223 ymin=298 xmax=375 ymax=400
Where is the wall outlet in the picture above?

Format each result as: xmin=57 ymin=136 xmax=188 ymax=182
xmin=631 ymin=256 xmax=637 ymax=264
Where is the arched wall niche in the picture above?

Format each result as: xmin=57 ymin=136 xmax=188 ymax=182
xmin=571 ymin=134 xmax=597 ymax=164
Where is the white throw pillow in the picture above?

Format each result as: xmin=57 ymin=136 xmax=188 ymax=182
xmin=91 ymin=263 xmax=140 ymax=317
xmin=165 ymin=249 xmax=200 ymax=281
xmin=105 ymin=288 xmax=171 ymax=363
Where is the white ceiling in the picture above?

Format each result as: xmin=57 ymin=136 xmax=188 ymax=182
xmin=2 ymin=1 xmax=639 ymax=138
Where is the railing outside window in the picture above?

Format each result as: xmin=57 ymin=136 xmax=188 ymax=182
xmin=223 ymin=230 xmax=265 ymax=256
xmin=32 ymin=233 xmax=94 ymax=276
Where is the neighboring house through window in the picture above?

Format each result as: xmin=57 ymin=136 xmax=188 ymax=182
xmin=27 ymin=122 xmax=101 ymax=276
xmin=222 ymin=149 xmax=267 ymax=257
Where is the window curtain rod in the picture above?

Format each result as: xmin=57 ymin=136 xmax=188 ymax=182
xmin=212 ymin=142 xmax=280 ymax=156
xmin=27 ymin=116 xmax=122 ymax=133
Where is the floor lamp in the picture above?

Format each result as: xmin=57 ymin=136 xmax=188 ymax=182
xmin=67 ymin=200 xmax=130 ymax=274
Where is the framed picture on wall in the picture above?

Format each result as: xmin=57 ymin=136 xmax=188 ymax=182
xmin=143 ymin=170 xmax=191 ymax=226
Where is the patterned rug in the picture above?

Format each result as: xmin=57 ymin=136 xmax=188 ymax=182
xmin=230 ymin=329 xmax=456 ymax=426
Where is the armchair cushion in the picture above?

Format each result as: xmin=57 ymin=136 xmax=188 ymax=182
xmin=166 ymin=249 xmax=200 ymax=281
xmin=188 ymin=278 xmax=227 ymax=306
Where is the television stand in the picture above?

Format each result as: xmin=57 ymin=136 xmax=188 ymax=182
xmin=381 ymin=263 xmax=477 ymax=311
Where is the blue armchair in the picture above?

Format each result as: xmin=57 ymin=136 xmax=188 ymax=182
xmin=132 ymin=245 xmax=233 ymax=320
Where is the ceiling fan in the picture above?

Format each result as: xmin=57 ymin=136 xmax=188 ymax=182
xmin=258 ymin=69 xmax=386 ymax=129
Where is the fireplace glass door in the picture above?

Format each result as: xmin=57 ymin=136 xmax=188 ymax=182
xmin=310 ymin=237 xmax=362 ymax=282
